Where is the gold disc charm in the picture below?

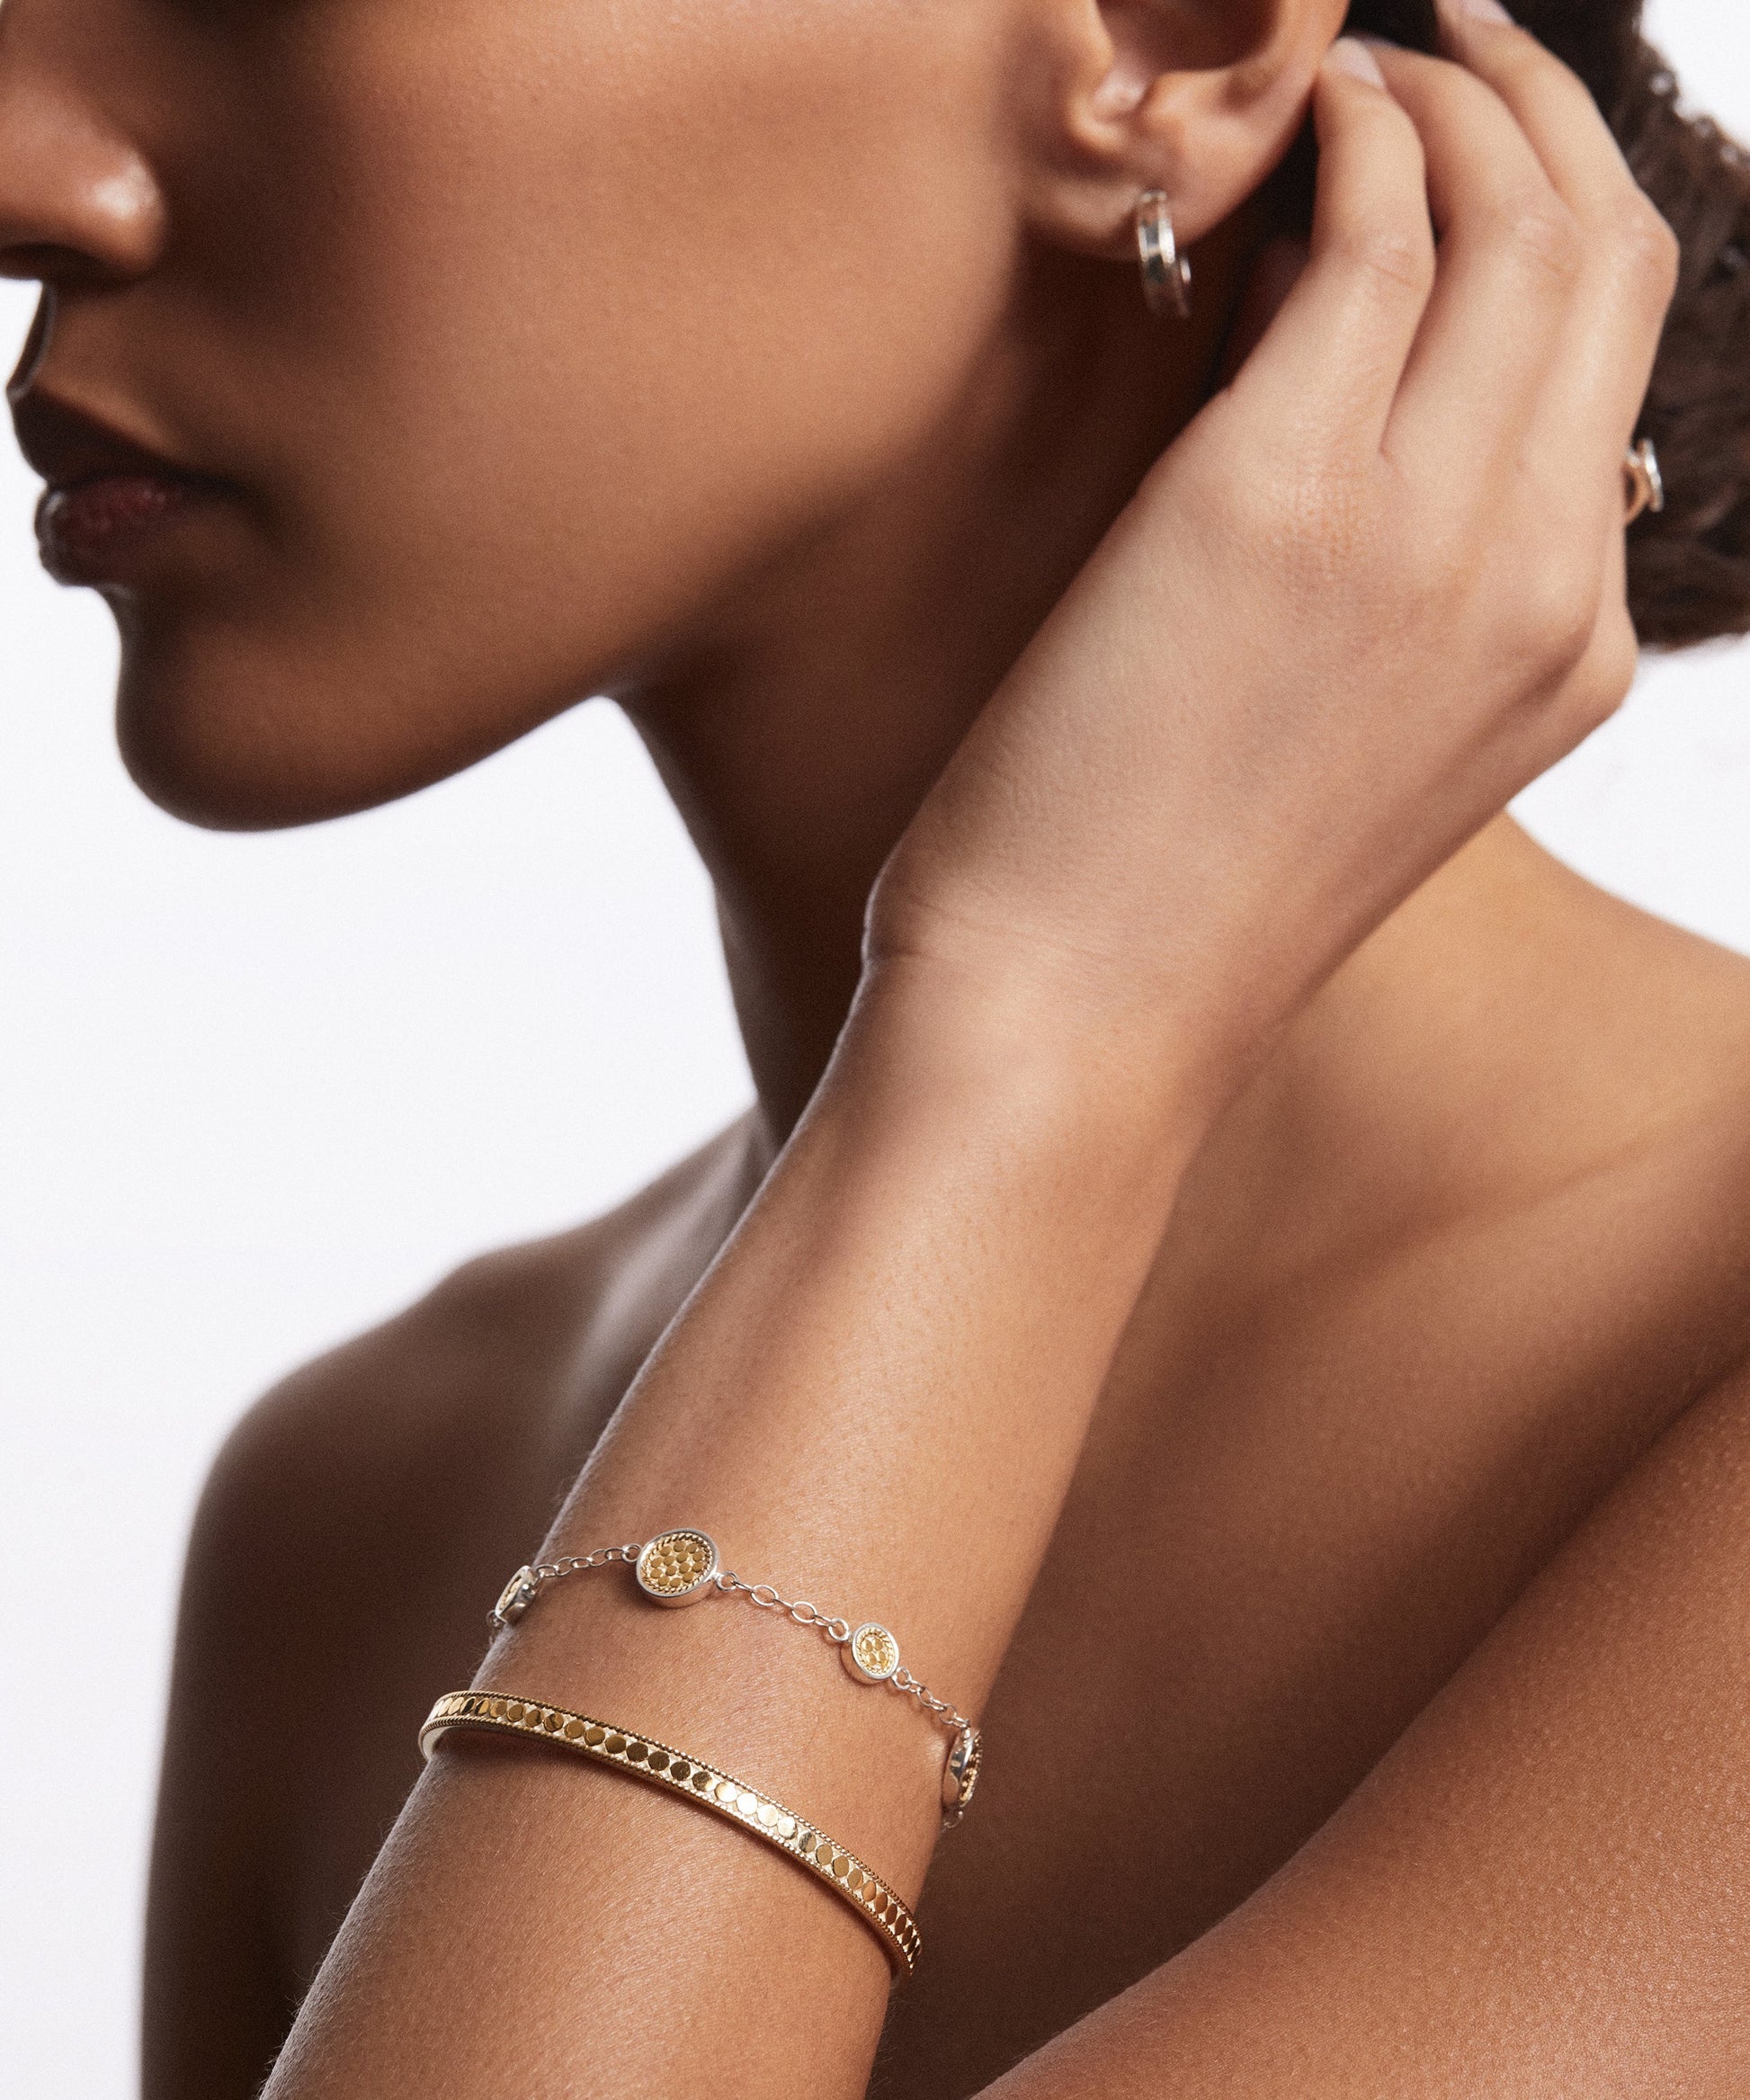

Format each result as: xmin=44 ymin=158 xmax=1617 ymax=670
xmin=636 ymin=1529 xmax=719 ymax=1606
xmin=844 ymin=1622 xmax=901 ymax=1684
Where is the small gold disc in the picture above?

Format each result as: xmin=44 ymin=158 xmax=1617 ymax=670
xmin=635 ymin=1529 xmax=719 ymax=1606
xmin=843 ymin=1622 xmax=901 ymax=1684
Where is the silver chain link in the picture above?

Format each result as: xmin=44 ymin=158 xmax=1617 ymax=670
xmin=887 ymin=1664 xmax=974 ymax=1736
xmin=710 ymin=1567 xmax=974 ymax=1738
xmin=711 ymin=1570 xmax=853 ymax=1647
xmin=506 ymin=1545 xmax=974 ymax=1739
xmin=524 ymin=1543 xmax=643 ymax=1585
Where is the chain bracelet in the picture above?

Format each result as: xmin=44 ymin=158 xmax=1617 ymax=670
xmin=489 ymin=1527 xmax=982 ymax=1827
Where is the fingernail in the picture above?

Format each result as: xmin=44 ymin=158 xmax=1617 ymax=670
xmin=1442 ymin=0 xmax=1513 ymax=24
xmin=1326 ymin=36 xmax=1387 ymax=87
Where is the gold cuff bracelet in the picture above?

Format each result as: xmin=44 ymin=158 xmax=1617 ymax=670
xmin=419 ymin=1690 xmax=922 ymax=1978
xmin=487 ymin=1528 xmax=982 ymax=1828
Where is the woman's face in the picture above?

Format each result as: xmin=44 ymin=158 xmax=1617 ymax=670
xmin=1 ymin=0 xmax=1018 ymax=826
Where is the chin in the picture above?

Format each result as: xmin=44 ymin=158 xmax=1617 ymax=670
xmin=116 ymin=702 xmax=373 ymax=833
xmin=111 ymin=605 xmax=574 ymax=833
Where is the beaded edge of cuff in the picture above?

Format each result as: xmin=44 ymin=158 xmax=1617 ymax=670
xmin=418 ymin=1690 xmax=921 ymax=1979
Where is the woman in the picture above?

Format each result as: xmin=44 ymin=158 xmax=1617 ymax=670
xmin=5 ymin=0 xmax=1750 ymax=2088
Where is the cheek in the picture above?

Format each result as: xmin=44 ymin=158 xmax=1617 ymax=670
xmin=123 ymin=0 xmax=1014 ymax=826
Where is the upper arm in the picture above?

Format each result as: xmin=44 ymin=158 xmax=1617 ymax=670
xmin=141 ymin=1229 xmax=625 ymax=2100
xmin=984 ymin=1352 xmax=1750 ymax=2097
xmin=143 ymin=1399 xmax=309 ymax=2100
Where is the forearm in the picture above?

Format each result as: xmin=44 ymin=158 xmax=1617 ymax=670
xmin=263 ymin=961 xmax=1204 ymax=2100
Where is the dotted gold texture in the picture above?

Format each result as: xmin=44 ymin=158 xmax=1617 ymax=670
xmin=852 ymin=1625 xmax=899 ymax=1677
xmin=637 ymin=1531 xmax=716 ymax=1596
xmin=418 ymin=1691 xmax=920 ymax=1978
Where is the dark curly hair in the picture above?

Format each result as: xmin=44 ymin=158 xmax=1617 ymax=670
xmin=1344 ymin=0 xmax=1750 ymax=648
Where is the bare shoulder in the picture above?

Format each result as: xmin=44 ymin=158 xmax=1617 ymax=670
xmin=1471 ymin=840 xmax=1750 ymax=1352
xmin=198 ymin=1113 xmax=758 ymax=1579
xmin=144 ymin=1116 xmax=760 ymax=2100
xmin=1455 ymin=840 xmax=1750 ymax=1410
xmin=1481 ymin=831 xmax=1750 ymax=1188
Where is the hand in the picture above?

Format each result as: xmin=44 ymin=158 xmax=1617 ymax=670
xmin=867 ymin=13 xmax=1679 ymax=1112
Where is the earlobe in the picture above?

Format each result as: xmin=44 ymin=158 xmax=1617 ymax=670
xmin=1018 ymin=0 xmax=1350 ymax=260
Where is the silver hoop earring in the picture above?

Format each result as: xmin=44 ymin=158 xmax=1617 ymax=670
xmin=1135 ymin=191 xmax=1192 ymax=319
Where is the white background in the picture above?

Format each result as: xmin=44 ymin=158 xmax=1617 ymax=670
xmin=3 ymin=4 xmax=1748 ymax=2087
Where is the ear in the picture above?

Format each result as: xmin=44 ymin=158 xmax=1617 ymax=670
xmin=1012 ymin=0 xmax=1352 ymax=258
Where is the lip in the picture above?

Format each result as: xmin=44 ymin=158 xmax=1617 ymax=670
xmin=33 ymin=472 xmax=233 ymax=586
xmin=12 ymin=389 xmax=239 ymax=587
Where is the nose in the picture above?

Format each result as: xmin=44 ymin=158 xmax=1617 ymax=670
xmin=0 ymin=13 xmax=167 ymax=289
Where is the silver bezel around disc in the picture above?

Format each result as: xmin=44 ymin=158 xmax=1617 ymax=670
xmin=941 ymin=1726 xmax=983 ymax=1820
xmin=491 ymin=1566 xmax=537 ymax=1629
xmin=635 ymin=1528 xmax=719 ymax=1607
xmin=843 ymin=1622 xmax=902 ymax=1684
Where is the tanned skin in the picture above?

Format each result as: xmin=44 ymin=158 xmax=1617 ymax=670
xmin=3 ymin=0 xmax=1746 ymax=2095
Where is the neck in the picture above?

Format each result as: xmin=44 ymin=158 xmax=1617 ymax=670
xmin=627 ymin=233 xmax=1247 ymax=1146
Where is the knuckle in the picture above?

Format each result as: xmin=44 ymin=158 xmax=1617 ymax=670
xmin=1615 ymin=195 xmax=1682 ymax=305
xmin=1509 ymin=559 xmax=1600 ymax=678
xmin=1496 ymin=193 xmax=1584 ymax=289
xmin=1542 ymin=597 xmax=1601 ymax=680
xmin=1331 ymin=220 xmax=1434 ymax=299
xmin=1582 ymin=611 xmax=1641 ymax=718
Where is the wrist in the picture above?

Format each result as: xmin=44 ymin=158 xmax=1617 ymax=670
xmin=831 ymin=951 xmax=1217 ymax=1221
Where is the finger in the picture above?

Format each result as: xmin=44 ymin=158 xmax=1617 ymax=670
xmin=1363 ymin=44 xmax=1584 ymax=492
xmin=1437 ymin=0 xmax=1678 ymax=451
xmin=1227 ymin=43 xmax=1433 ymax=457
xmin=1212 ymin=237 xmax=1308 ymax=393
